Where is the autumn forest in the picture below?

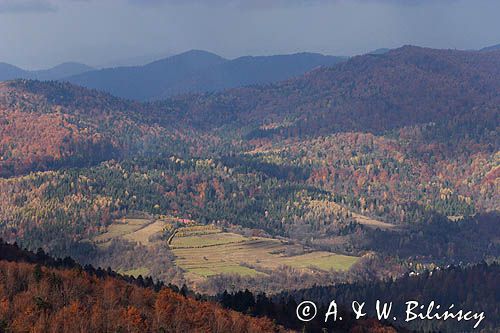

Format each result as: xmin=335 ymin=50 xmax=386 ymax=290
xmin=0 ymin=45 xmax=499 ymax=332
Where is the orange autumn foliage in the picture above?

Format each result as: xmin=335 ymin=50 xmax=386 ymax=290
xmin=0 ymin=260 xmax=283 ymax=333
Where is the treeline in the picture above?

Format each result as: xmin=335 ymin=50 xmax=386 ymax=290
xmin=0 ymin=239 xmax=166 ymax=292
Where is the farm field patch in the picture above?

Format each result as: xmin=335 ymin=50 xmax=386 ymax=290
xmin=170 ymin=226 xmax=359 ymax=282
xmin=93 ymin=218 xmax=151 ymax=246
xmin=120 ymin=267 xmax=150 ymax=278
xmin=89 ymin=218 xmax=359 ymax=284
xmin=124 ymin=220 xmax=165 ymax=245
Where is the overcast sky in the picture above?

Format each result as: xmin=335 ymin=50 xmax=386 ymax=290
xmin=0 ymin=0 xmax=499 ymax=69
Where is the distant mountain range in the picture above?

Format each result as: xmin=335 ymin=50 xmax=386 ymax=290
xmin=4 ymin=44 xmax=498 ymax=102
xmin=163 ymin=46 xmax=500 ymax=139
xmin=0 ymin=62 xmax=93 ymax=81
xmin=1 ymin=47 xmax=499 ymax=321
xmin=481 ymin=43 xmax=500 ymax=52
xmin=366 ymin=48 xmax=391 ymax=55
xmin=1 ymin=45 xmax=498 ymax=178
xmin=0 ymin=51 xmax=346 ymax=100
xmin=64 ymin=50 xmax=226 ymax=101
xmin=64 ymin=50 xmax=347 ymax=101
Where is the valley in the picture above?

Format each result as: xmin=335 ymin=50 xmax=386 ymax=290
xmin=0 ymin=45 xmax=498 ymax=332
xmin=84 ymin=214 xmax=359 ymax=286
xmin=1 ymin=1 xmax=499 ymax=331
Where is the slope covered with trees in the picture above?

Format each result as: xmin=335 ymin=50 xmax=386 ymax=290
xmin=0 ymin=46 xmax=498 ymax=298
xmin=66 ymin=51 xmax=346 ymax=101
xmin=0 ymin=240 xmax=282 ymax=333
xmin=0 ymin=80 xmax=218 ymax=177
xmin=162 ymin=46 xmax=499 ymax=142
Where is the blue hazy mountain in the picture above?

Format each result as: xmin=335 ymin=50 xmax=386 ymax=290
xmin=65 ymin=50 xmax=227 ymax=101
xmin=0 ymin=62 xmax=93 ymax=81
xmin=480 ymin=43 xmax=500 ymax=52
xmin=65 ymin=50 xmax=347 ymax=101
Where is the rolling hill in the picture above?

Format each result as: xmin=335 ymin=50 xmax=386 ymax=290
xmin=0 ymin=79 xmax=214 ymax=177
xmin=9 ymin=46 xmax=496 ymax=152
xmin=0 ymin=63 xmax=26 ymax=81
xmin=32 ymin=62 xmax=95 ymax=81
xmin=163 ymin=46 xmax=500 ymax=141
xmin=480 ymin=43 xmax=500 ymax=52
xmin=0 ymin=62 xmax=93 ymax=82
xmin=0 ymin=80 xmax=153 ymax=176
xmin=65 ymin=50 xmax=227 ymax=101
xmin=1 ymin=46 xmax=498 ymax=200
xmin=65 ymin=50 xmax=346 ymax=100
xmin=154 ymin=52 xmax=347 ymax=99
xmin=0 ymin=46 xmax=498 ymax=294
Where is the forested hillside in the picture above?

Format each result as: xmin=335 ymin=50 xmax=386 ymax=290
xmin=65 ymin=51 xmax=346 ymax=101
xmin=163 ymin=46 xmax=499 ymax=139
xmin=0 ymin=240 xmax=282 ymax=333
xmin=0 ymin=80 xmax=218 ymax=177
xmin=0 ymin=45 xmax=498 ymax=297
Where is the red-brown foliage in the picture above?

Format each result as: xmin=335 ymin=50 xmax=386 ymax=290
xmin=0 ymin=260 xmax=283 ymax=333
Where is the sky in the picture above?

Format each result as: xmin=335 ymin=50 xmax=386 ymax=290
xmin=0 ymin=0 xmax=499 ymax=69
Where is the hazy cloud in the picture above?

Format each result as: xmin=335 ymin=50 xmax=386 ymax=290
xmin=0 ymin=0 xmax=498 ymax=68
xmin=0 ymin=0 xmax=57 ymax=13
xmin=126 ymin=0 xmax=459 ymax=8
xmin=0 ymin=0 xmax=459 ymax=13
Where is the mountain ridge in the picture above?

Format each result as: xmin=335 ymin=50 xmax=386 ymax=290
xmin=161 ymin=45 xmax=500 ymax=140
xmin=1 ymin=45 xmax=498 ymax=178
xmin=65 ymin=50 xmax=346 ymax=100
xmin=0 ymin=46 xmax=498 ymax=304
xmin=0 ymin=62 xmax=93 ymax=82
xmin=480 ymin=43 xmax=500 ymax=51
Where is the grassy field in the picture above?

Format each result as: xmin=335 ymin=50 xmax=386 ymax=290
xmin=170 ymin=226 xmax=359 ymax=282
xmin=94 ymin=218 xmax=151 ymax=246
xmin=279 ymin=252 xmax=359 ymax=271
xmin=124 ymin=220 xmax=165 ymax=245
xmin=120 ymin=267 xmax=150 ymax=277
xmin=351 ymin=212 xmax=396 ymax=230
xmin=170 ymin=232 xmax=247 ymax=248
xmin=91 ymin=218 xmax=359 ymax=283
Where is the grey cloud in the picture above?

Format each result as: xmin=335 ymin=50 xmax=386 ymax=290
xmin=0 ymin=0 xmax=497 ymax=68
xmin=0 ymin=0 xmax=57 ymax=13
xmin=126 ymin=0 xmax=459 ymax=7
xmin=6 ymin=0 xmax=456 ymax=11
